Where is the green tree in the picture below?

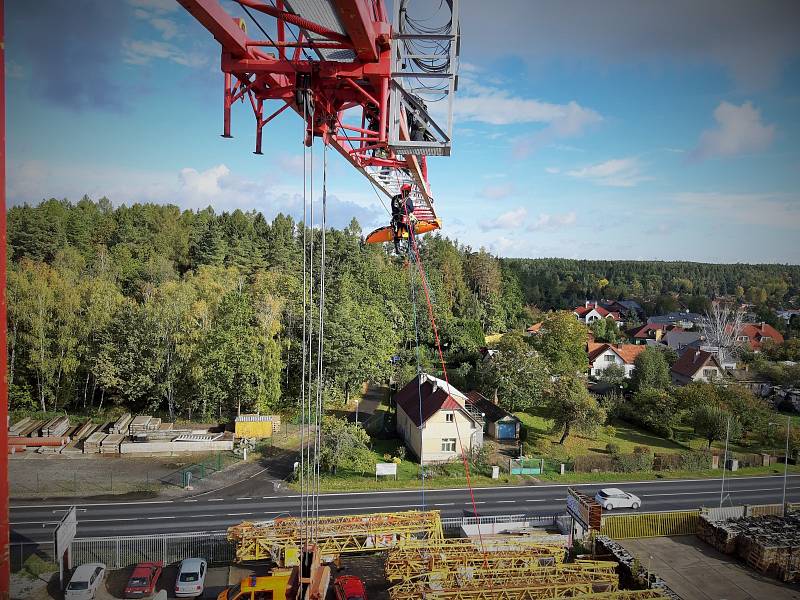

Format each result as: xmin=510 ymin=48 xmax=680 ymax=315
xmin=630 ymin=347 xmax=671 ymax=392
xmin=589 ymin=318 xmax=622 ymax=343
xmin=531 ymin=311 xmax=588 ymax=376
xmin=598 ymin=363 xmax=626 ymax=387
xmin=545 ymin=376 xmax=606 ymax=444
xmin=692 ymin=405 xmax=741 ymax=448
xmin=319 ymin=416 xmax=374 ymax=474
xmin=479 ymin=334 xmax=549 ymax=412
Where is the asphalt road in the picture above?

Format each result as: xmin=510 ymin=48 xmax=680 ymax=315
xmin=10 ymin=474 xmax=800 ymax=544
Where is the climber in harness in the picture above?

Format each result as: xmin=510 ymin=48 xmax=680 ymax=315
xmin=391 ymin=183 xmax=416 ymax=253
xmin=364 ymin=181 xmax=442 ymax=251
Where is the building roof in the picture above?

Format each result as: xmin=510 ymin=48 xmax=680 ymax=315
xmin=671 ymin=349 xmax=720 ymax=378
xmin=627 ymin=323 xmax=683 ymax=339
xmin=466 ymin=391 xmax=519 ymax=424
xmin=574 ymin=304 xmax=622 ymax=321
xmin=727 ymin=369 xmax=771 ymax=384
xmin=648 ymin=312 xmax=704 ymax=326
xmin=394 ymin=374 xmax=473 ymax=427
xmin=587 ymin=342 xmax=647 ymax=365
xmin=663 ymin=330 xmax=703 ymax=350
xmin=739 ymin=322 xmax=784 ymax=350
xmin=526 ymin=322 xmax=544 ymax=334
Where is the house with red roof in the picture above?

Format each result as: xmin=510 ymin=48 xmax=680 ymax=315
xmin=626 ymin=323 xmax=683 ymax=345
xmin=394 ymin=373 xmax=484 ymax=464
xmin=574 ymin=301 xmax=624 ymax=327
xmin=737 ymin=322 xmax=784 ymax=352
xmin=587 ymin=342 xmax=647 ymax=378
xmin=670 ymin=349 xmax=723 ymax=386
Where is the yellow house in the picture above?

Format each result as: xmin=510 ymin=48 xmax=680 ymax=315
xmin=395 ymin=373 xmax=484 ymax=465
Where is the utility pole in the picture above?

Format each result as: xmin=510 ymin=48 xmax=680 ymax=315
xmin=720 ymin=415 xmax=730 ymax=507
xmin=783 ymin=415 xmax=790 ymax=516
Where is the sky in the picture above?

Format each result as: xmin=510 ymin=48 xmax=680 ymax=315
xmin=6 ymin=0 xmax=800 ymax=263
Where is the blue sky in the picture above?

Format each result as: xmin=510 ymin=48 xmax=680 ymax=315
xmin=6 ymin=0 xmax=800 ymax=262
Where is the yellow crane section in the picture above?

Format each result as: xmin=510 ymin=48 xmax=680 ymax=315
xmin=229 ymin=510 xmax=443 ymax=563
xmin=388 ymin=575 xmax=614 ymax=600
xmin=389 ymin=562 xmax=620 ymax=595
xmin=385 ymin=540 xmax=567 ymax=581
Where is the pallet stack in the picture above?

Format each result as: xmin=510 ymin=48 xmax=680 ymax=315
xmin=111 ymin=413 xmax=132 ymax=435
xmin=83 ymin=431 xmax=107 ymax=454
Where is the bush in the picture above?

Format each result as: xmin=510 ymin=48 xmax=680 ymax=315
xmin=573 ymin=454 xmax=614 ymax=472
xmin=392 ymin=457 xmax=402 ymax=465
xmin=382 ymin=453 xmax=392 ymax=461
xmin=603 ymin=424 xmax=617 ymax=439
xmin=605 ymin=442 xmax=621 ymax=455
xmin=613 ymin=448 xmax=654 ymax=472
xmin=679 ymin=450 xmax=713 ymax=471
xmin=394 ymin=446 xmax=406 ymax=460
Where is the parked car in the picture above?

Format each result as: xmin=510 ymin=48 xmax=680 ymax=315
xmin=174 ymin=558 xmax=208 ymax=597
xmin=595 ymin=487 xmax=641 ymax=510
xmin=333 ymin=575 xmax=368 ymax=600
xmin=123 ymin=561 xmax=163 ymax=598
xmin=65 ymin=563 xmax=106 ymax=600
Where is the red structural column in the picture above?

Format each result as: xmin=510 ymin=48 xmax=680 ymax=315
xmin=0 ymin=0 xmax=9 ymax=596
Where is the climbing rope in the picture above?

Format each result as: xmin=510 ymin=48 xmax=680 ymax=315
xmin=406 ymin=237 xmax=426 ymax=510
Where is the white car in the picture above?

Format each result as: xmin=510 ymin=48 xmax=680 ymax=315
xmin=595 ymin=488 xmax=641 ymax=510
xmin=65 ymin=563 xmax=106 ymax=600
xmin=174 ymin=558 xmax=207 ymax=597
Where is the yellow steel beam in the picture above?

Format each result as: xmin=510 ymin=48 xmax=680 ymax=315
xmin=230 ymin=510 xmax=443 ymax=563
xmin=389 ymin=578 xmax=607 ymax=600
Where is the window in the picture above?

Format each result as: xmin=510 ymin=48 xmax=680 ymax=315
xmin=604 ymin=355 xmax=615 ymax=362
xmin=441 ymin=438 xmax=456 ymax=452
xmin=445 ymin=412 xmax=454 ymax=423
xmin=703 ymin=368 xmax=717 ymax=379
xmin=737 ymin=335 xmax=749 ymax=342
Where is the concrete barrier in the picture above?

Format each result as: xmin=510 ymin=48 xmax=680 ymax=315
xmin=119 ymin=440 xmax=234 ymax=454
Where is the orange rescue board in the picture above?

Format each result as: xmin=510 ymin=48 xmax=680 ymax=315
xmin=365 ymin=219 xmax=441 ymax=244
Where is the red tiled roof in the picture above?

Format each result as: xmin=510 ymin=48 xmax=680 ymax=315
xmin=587 ymin=342 xmax=646 ymax=366
xmin=671 ymin=349 xmax=719 ymax=377
xmin=740 ymin=323 xmax=784 ymax=351
xmin=395 ymin=376 xmax=473 ymax=427
xmin=526 ymin=322 xmax=544 ymax=334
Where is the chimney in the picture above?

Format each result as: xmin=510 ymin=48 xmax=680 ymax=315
xmin=493 ymin=389 xmax=499 ymax=405
xmin=695 ymin=351 xmax=701 ymax=361
xmin=586 ymin=300 xmax=591 ymax=308
xmin=761 ymin=322 xmax=765 ymax=329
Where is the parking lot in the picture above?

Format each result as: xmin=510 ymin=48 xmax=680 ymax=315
xmin=621 ymin=536 xmax=800 ymax=600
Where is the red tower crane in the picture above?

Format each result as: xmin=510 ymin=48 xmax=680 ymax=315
xmin=176 ymin=0 xmax=459 ymax=231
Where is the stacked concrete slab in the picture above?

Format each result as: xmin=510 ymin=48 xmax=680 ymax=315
xmin=83 ymin=432 xmax=107 ymax=454
xmin=8 ymin=417 xmax=32 ymax=436
xmin=111 ymin=413 xmax=132 ymax=435
xmin=41 ymin=416 xmax=70 ymax=437
xmin=100 ymin=433 xmax=125 ymax=454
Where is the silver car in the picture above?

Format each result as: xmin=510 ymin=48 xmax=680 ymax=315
xmin=595 ymin=487 xmax=641 ymax=510
xmin=65 ymin=563 xmax=106 ymax=600
xmin=174 ymin=558 xmax=207 ymax=597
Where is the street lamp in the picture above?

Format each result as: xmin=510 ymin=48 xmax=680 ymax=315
xmin=769 ymin=416 xmax=792 ymax=516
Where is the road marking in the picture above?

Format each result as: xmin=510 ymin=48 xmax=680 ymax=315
xmin=226 ymin=512 xmax=254 ymax=516
xmin=208 ymin=499 xmax=223 ymax=502
xmin=642 ymin=487 xmax=788 ymax=498
xmin=236 ymin=497 xmax=252 ymax=501
xmin=184 ymin=499 xmax=198 ymax=503
xmin=248 ymin=469 xmax=268 ymax=480
xmin=497 ymin=500 xmax=516 ymax=504
xmin=433 ymin=503 xmax=454 ymax=507
xmin=146 ymin=516 xmax=176 ymax=520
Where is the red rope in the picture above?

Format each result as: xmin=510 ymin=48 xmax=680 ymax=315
xmin=400 ymin=200 xmax=486 ymax=554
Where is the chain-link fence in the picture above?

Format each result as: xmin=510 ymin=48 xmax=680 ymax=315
xmin=9 ymin=541 xmax=55 ymax=573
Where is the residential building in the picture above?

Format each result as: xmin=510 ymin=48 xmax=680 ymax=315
xmin=777 ymin=309 xmax=800 ymax=324
xmin=737 ymin=322 xmax=784 ymax=352
xmin=587 ymin=342 xmax=646 ymax=378
xmin=525 ymin=322 xmax=544 ymax=336
xmin=394 ymin=373 xmax=484 ymax=464
xmin=726 ymin=369 xmax=772 ymax=397
xmin=466 ymin=391 xmax=521 ymax=441
xmin=662 ymin=330 xmax=703 ymax=354
xmin=648 ymin=311 xmax=704 ymax=329
xmin=670 ymin=349 xmax=722 ymax=386
xmin=627 ymin=323 xmax=683 ymax=344
xmin=573 ymin=301 xmax=624 ymax=327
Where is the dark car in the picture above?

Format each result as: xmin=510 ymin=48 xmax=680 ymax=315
xmin=123 ymin=561 xmax=163 ymax=598
xmin=333 ymin=575 xmax=368 ymax=600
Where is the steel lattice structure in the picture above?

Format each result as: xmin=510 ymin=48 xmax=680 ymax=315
xmin=176 ymin=0 xmax=460 ymax=224
xmin=229 ymin=510 xmax=443 ymax=563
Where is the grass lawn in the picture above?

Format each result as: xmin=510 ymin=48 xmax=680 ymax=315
xmin=515 ymin=411 xmax=689 ymax=462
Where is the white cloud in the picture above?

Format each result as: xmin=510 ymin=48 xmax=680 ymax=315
xmin=178 ymin=165 xmax=230 ymax=196
xmin=127 ymin=0 xmax=178 ymax=13
xmin=150 ymin=17 xmax=179 ymax=40
xmin=566 ymin=157 xmax=650 ymax=187
xmin=123 ymin=39 xmax=206 ymax=67
xmin=693 ymin=101 xmax=775 ymax=160
xmin=480 ymin=183 xmax=515 ymax=200
xmin=481 ymin=207 xmax=528 ymax=230
xmin=675 ymin=192 xmax=800 ymax=228
xmin=528 ymin=212 xmax=577 ymax=231
xmin=545 ymin=167 xmax=560 ymax=174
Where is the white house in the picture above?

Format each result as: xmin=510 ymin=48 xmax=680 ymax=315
xmin=587 ymin=342 xmax=646 ymax=379
xmin=395 ymin=373 xmax=484 ymax=465
xmin=573 ymin=302 xmax=624 ymax=327
xmin=670 ymin=349 xmax=723 ymax=386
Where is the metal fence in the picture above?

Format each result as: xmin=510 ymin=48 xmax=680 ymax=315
xmin=600 ymin=510 xmax=700 ymax=539
xmin=71 ymin=531 xmax=234 ymax=568
xmin=702 ymin=503 xmax=785 ymax=521
xmin=9 ymin=541 xmax=55 ymax=573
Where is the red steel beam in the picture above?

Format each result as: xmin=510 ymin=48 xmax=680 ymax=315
xmin=0 ymin=0 xmax=9 ymax=595
xmin=332 ymin=0 xmax=390 ymax=62
xmin=176 ymin=0 xmax=251 ymax=57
